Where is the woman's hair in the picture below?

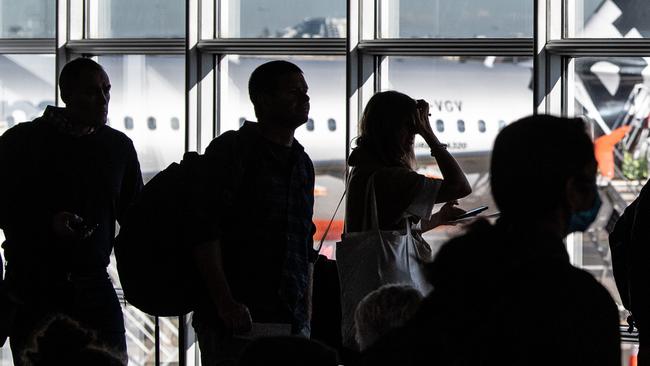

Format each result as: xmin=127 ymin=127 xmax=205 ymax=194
xmin=356 ymin=91 xmax=418 ymax=169
xmin=490 ymin=114 xmax=595 ymax=219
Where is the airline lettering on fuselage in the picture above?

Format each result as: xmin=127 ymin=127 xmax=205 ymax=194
xmin=433 ymin=100 xmax=463 ymax=113
xmin=416 ymin=141 xmax=467 ymax=151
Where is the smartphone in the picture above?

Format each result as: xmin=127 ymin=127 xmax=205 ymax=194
xmin=453 ymin=206 xmax=489 ymax=221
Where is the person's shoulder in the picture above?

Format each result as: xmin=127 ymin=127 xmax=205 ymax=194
xmin=204 ymin=129 xmax=241 ymax=157
xmin=0 ymin=120 xmax=41 ymax=143
xmin=98 ymin=125 xmax=136 ymax=147
xmin=569 ymin=266 xmax=616 ymax=303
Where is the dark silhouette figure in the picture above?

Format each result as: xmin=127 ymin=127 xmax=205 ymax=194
xmin=237 ymin=336 xmax=337 ymax=366
xmin=190 ymin=60 xmax=317 ymax=366
xmin=611 ymin=180 xmax=650 ymax=365
xmin=342 ymin=90 xmax=471 ymax=350
xmin=362 ymin=115 xmax=621 ymax=366
xmin=0 ymin=57 xmax=143 ymax=364
xmin=21 ymin=314 xmax=125 ymax=366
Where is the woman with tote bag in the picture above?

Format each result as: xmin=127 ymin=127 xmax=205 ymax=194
xmin=338 ymin=91 xmax=472 ymax=350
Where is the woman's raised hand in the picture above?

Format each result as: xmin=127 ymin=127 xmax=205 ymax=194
xmin=415 ymin=99 xmax=438 ymax=143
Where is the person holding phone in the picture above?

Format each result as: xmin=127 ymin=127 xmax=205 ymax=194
xmin=342 ymin=91 xmax=472 ymax=350
xmin=0 ymin=58 xmax=142 ymax=364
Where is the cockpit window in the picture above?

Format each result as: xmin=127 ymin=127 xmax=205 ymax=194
xmin=147 ymin=116 xmax=157 ymax=130
xmin=457 ymin=119 xmax=465 ymax=133
xmin=124 ymin=116 xmax=134 ymax=130
xmin=327 ymin=118 xmax=336 ymax=131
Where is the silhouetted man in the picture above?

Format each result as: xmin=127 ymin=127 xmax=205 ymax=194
xmin=191 ymin=60 xmax=317 ymax=366
xmin=0 ymin=57 xmax=142 ymax=364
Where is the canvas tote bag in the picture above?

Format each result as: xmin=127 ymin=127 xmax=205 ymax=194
xmin=336 ymin=174 xmax=433 ymax=348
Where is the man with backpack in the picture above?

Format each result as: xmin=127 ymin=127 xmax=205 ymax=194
xmin=190 ymin=60 xmax=317 ymax=365
xmin=0 ymin=57 xmax=142 ymax=364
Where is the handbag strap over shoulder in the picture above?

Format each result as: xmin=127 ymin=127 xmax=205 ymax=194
xmin=315 ymin=186 xmax=347 ymax=254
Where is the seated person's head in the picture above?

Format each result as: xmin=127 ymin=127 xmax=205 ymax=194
xmin=248 ymin=60 xmax=309 ymax=130
xmin=237 ymin=336 xmax=337 ymax=366
xmin=356 ymin=91 xmax=419 ymax=169
xmin=354 ymin=284 xmax=423 ymax=350
xmin=491 ymin=115 xmax=598 ymax=235
xmin=22 ymin=314 xmax=124 ymax=366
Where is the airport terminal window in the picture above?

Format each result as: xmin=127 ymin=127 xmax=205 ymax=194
xmin=379 ymin=0 xmax=533 ymax=38
xmin=566 ymin=0 xmax=650 ymax=38
xmin=87 ymin=0 xmax=185 ymax=38
xmin=0 ymin=0 xmax=55 ymax=38
xmin=457 ymin=119 xmax=465 ymax=133
xmin=97 ymin=54 xmax=185 ymax=178
xmin=0 ymin=54 xmax=55 ymax=137
xmin=478 ymin=119 xmax=486 ymax=133
xmin=569 ymin=56 xmax=649 ymax=325
xmin=222 ymin=0 xmax=346 ymax=38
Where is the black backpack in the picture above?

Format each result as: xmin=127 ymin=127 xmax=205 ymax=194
xmin=608 ymin=198 xmax=637 ymax=312
xmin=115 ymin=131 xmax=247 ymax=316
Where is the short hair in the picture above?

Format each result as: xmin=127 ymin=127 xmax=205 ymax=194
xmin=356 ymin=91 xmax=418 ymax=169
xmin=248 ymin=60 xmax=303 ymax=108
xmin=59 ymin=57 xmax=105 ymax=98
xmin=490 ymin=114 xmax=595 ymax=219
xmin=354 ymin=284 xmax=423 ymax=350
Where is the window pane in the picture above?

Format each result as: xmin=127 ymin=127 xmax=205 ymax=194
xmin=0 ymin=54 xmax=55 ymax=137
xmin=569 ymin=56 xmax=648 ymax=327
xmin=97 ymin=54 xmax=184 ymax=365
xmin=220 ymin=55 xmax=346 ymax=258
xmin=0 ymin=0 xmax=55 ymax=38
xmin=88 ymin=0 xmax=185 ymax=38
xmin=567 ymin=0 xmax=650 ymax=38
xmin=222 ymin=0 xmax=346 ymax=38
xmin=384 ymin=56 xmax=532 ymax=249
xmin=97 ymin=55 xmax=185 ymax=181
xmin=380 ymin=0 xmax=532 ymax=38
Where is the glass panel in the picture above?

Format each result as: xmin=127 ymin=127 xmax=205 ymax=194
xmin=380 ymin=0 xmax=532 ymax=38
xmin=220 ymin=55 xmax=346 ymax=258
xmin=222 ymin=0 xmax=346 ymax=38
xmin=0 ymin=54 xmax=55 ymax=137
xmin=566 ymin=0 xmax=650 ymax=38
xmin=99 ymin=54 xmax=184 ymax=365
xmin=0 ymin=0 xmax=55 ymax=38
xmin=88 ymin=0 xmax=185 ymax=38
xmin=384 ymin=56 xmax=532 ymax=250
xmin=569 ymin=56 xmax=649 ymax=325
xmin=97 ymin=55 xmax=185 ymax=182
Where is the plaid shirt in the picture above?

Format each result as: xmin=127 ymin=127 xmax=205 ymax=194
xmin=202 ymin=122 xmax=316 ymax=333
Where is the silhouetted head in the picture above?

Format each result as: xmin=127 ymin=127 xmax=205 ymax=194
xmin=354 ymin=284 xmax=423 ymax=351
xmin=248 ymin=60 xmax=309 ymax=129
xmin=491 ymin=115 xmax=597 ymax=232
xmin=238 ymin=336 xmax=337 ymax=366
xmin=21 ymin=314 xmax=125 ymax=366
xmin=59 ymin=57 xmax=110 ymax=128
xmin=356 ymin=91 xmax=418 ymax=169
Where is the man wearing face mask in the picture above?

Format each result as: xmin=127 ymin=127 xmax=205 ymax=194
xmin=0 ymin=57 xmax=142 ymax=364
xmin=361 ymin=115 xmax=620 ymax=366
